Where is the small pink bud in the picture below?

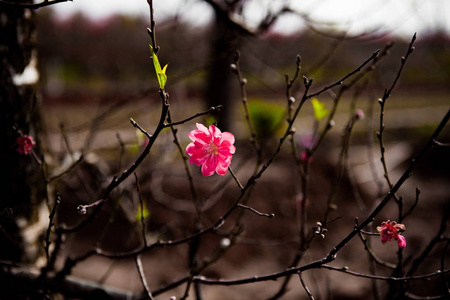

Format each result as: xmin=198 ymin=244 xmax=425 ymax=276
xmin=397 ymin=235 xmax=407 ymax=248
xmin=355 ymin=109 xmax=365 ymax=120
xmin=300 ymin=150 xmax=313 ymax=163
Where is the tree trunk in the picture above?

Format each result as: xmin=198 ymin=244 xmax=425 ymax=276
xmin=0 ymin=3 xmax=47 ymax=264
xmin=205 ymin=10 xmax=241 ymax=131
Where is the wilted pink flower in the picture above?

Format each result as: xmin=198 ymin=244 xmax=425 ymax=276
xmin=186 ymin=123 xmax=236 ymax=177
xmin=17 ymin=135 xmax=35 ymax=155
xmin=377 ymin=220 xmax=406 ymax=248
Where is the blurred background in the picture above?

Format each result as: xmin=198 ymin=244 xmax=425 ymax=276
xmin=38 ymin=0 xmax=449 ymax=144
xmin=26 ymin=0 xmax=450 ymax=298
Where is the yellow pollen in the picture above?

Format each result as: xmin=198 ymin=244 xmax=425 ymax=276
xmin=208 ymin=143 xmax=219 ymax=155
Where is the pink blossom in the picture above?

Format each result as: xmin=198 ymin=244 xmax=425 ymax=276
xmin=17 ymin=135 xmax=35 ymax=155
xmin=186 ymin=123 xmax=235 ymax=177
xmin=355 ymin=109 xmax=365 ymax=120
xmin=377 ymin=220 xmax=406 ymax=248
xmin=300 ymin=150 xmax=313 ymax=163
xmin=298 ymin=131 xmax=317 ymax=149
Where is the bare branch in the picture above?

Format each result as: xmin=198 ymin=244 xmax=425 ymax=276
xmin=46 ymin=154 xmax=84 ymax=183
xmin=44 ymin=194 xmax=60 ymax=264
xmin=164 ymin=105 xmax=222 ymax=127
xmin=135 ymin=255 xmax=154 ymax=300
xmin=232 ymin=51 xmax=262 ymax=167
xmin=134 ymin=173 xmax=148 ymax=247
xmin=228 ymin=166 xmax=244 ymax=191
xmin=322 ymin=264 xmax=450 ymax=282
xmin=298 ymin=271 xmax=316 ymax=300
xmin=237 ymin=203 xmax=274 ymax=219
xmin=377 ymin=34 xmax=417 ymax=199
xmin=0 ymin=0 xmax=71 ymax=9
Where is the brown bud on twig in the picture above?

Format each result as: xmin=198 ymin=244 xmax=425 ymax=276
xmin=77 ymin=205 xmax=87 ymax=215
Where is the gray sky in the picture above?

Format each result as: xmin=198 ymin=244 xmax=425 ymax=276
xmin=52 ymin=0 xmax=449 ymax=38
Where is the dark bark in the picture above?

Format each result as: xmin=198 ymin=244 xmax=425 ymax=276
xmin=0 ymin=2 xmax=46 ymax=263
xmin=204 ymin=8 xmax=242 ymax=131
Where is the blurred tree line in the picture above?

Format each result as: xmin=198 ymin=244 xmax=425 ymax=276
xmin=37 ymin=10 xmax=450 ymax=104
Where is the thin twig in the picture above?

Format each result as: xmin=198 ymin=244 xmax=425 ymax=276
xmin=58 ymin=90 xmax=169 ymax=235
xmin=298 ymin=271 xmax=315 ymax=300
xmin=135 ymin=255 xmax=154 ymax=300
xmin=189 ymin=265 xmax=450 ymax=287
xmin=237 ymin=203 xmax=274 ymax=218
xmin=377 ymin=34 xmax=417 ymax=201
xmin=323 ymin=112 xmax=360 ymax=225
xmin=232 ymin=51 xmax=262 ymax=168
xmin=321 ymin=264 xmax=450 ymax=281
xmin=147 ymin=0 xmax=157 ymax=51
xmin=311 ymin=43 xmax=390 ymax=154
xmin=433 ymin=140 xmax=450 ymax=147
xmin=407 ymin=202 xmax=450 ymax=277
xmin=46 ymin=154 xmax=84 ymax=183
xmin=358 ymin=231 xmax=396 ymax=269
xmin=164 ymin=105 xmax=222 ymax=127
xmin=401 ymin=187 xmax=420 ymax=222
xmin=0 ymin=0 xmax=70 ymax=9
xmin=66 ymin=109 xmax=449 ymax=294
xmin=116 ymin=133 xmax=125 ymax=176
xmin=365 ymin=89 xmax=385 ymax=197
xmin=228 ymin=166 xmax=244 ymax=191
xmin=134 ymin=173 xmax=148 ymax=247
xmin=327 ymin=108 xmax=450 ymax=262
xmin=44 ymin=194 xmax=60 ymax=263
xmin=98 ymin=260 xmax=118 ymax=285
xmin=59 ymin=122 xmax=74 ymax=157
xmin=307 ymin=50 xmax=380 ymax=99
xmin=130 ymin=118 xmax=152 ymax=139
xmin=166 ymin=109 xmax=205 ymax=223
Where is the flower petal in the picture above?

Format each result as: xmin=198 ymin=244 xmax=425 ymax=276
xmin=185 ymin=142 xmax=196 ymax=155
xmin=215 ymin=163 xmax=228 ymax=175
xmin=189 ymin=130 xmax=210 ymax=144
xmin=201 ymin=154 xmax=218 ymax=177
xmin=196 ymin=123 xmax=210 ymax=134
xmin=221 ymin=132 xmax=235 ymax=145
xmin=394 ymin=223 xmax=406 ymax=231
xmin=209 ymin=124 xmax=222 ymax=144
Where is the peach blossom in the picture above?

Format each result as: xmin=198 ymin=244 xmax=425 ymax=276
xmin=186 ymin=123 xmax=235 ymax=177
xmin=377 ymin=220 xmax=406 ymax=248
xmin=17 ymin=135 xmax=35 ymax=155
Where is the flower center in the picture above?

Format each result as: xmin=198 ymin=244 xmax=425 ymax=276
xmin=208 ymin=142 xmax=219 ymax=155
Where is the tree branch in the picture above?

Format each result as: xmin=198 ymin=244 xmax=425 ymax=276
xmin=0 ymin=0 xmax=71 ymax=9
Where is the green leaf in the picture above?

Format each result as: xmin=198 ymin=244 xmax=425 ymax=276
xmin=136 ymin=202 xmax=150 ymax=221
xmin=158 ymin=64 xmax=168 ymax=89
xmin=311 ymin=98 xmax=329 ymax=121
xmin=149 ymin=45 xmax=168 ymax=89
xmin=205 ymin=115 xmax=218 ymax=127
xmin=248 ymin=99 xmax=285 ymax=141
